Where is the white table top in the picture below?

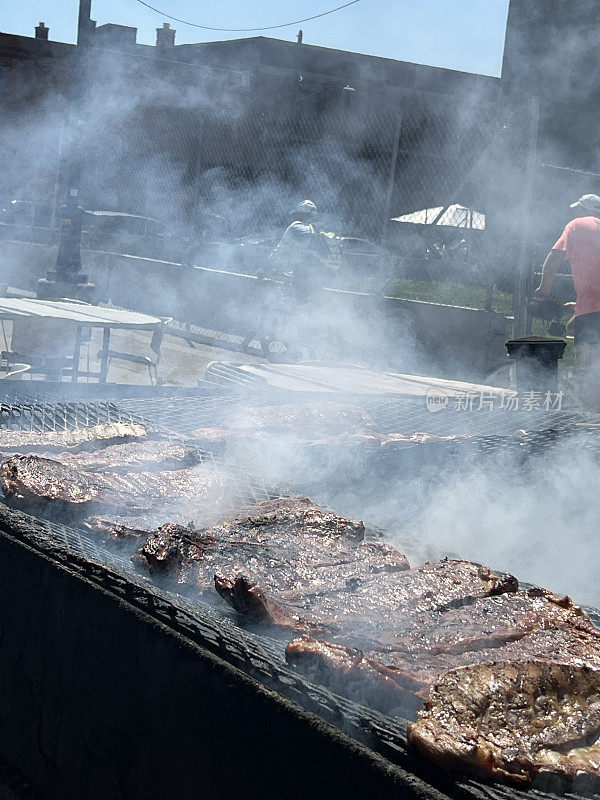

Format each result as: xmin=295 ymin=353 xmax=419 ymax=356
xmin=0 ymin=298 xmax=163 ymax=329
xmin=225 ymin=362 xmax=516 ymax=398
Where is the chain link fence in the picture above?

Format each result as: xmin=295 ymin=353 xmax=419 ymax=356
xmin=0 ymin=57 xmax=540 ymax=301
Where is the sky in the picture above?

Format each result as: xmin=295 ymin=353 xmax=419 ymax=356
xmin=0 ymin=0 xmax=511 ymax=77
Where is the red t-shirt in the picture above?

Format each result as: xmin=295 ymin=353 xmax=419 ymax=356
xmin=553 ymin=216 xmax=600 ymax=316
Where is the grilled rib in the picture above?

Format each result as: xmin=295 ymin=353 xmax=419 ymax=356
xmin=0 ymin=421 xmax=149 ymax=452
xmin=52 ymin=440 xmax=202 ymax=473
xmin=1 ymin=454 xmax=231 ymax=515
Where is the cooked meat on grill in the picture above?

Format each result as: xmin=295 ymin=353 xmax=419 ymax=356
xmin=225 ymin=403 xmax=378 ymax=435
xmin=191 ymin=403 xmax=378 ymax=445
xmin=134 ymin=498 xmax=400 ymax=598
xmin=1 ymin=455 xmax=231 ymax=515
xmin=189 ymin=427 xmax=229 ymax=448
xmin=214 ymin=541 xmax=409 ymax=615
xmin=218 ymin=559 xmax=516 ymax=635
xmin=380 ymin=432 xmax=473 ymax=446
xmin=344 ymin=588 xmax=597 ymax=654
xmin=285 ymin=626 xmax=600 ymax=716
xmin=1 ymin=455 xmax=106 ymax=506
xmin=52 ymin=440 xmax=202 ymax=473
xmin=190 ymin=403 xmax=474 ymax=450
xmin=135 ymin=524 xmax=220 ymax=583
xmin=407 ymin=660 xmax=600 ymax=785
xmin=83 ymin=513 xmax=171 ymax=541
xmin=0 ymin=421 xmax=149 ymax=453
xmin=207 ymin=497 xmax=366 ymax=542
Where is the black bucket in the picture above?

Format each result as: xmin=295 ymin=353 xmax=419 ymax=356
xmin=505 ymin=336 xmax=566 ymax=395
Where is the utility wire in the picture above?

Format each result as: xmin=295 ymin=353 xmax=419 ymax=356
xmin=134 ymin=0 xmax=361 ymax=32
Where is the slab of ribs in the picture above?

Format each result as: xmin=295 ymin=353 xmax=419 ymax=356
xmin=190 ymin=402 xmax=473 ymax=450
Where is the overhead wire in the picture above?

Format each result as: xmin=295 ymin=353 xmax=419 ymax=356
xmin=133 ymin=0 xmax=361 ymax=32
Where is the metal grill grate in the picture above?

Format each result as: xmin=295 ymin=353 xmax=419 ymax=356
xmin=0 ymin=398 xmax=140 ymax=432
xmin=118 ymin=395 xmax=240 ymax=437
xmin=115 ymin=392 xmax=600 ymax=440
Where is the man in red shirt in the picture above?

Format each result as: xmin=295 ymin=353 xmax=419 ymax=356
xmin=536 ymin=193 xmax=600 ymax=405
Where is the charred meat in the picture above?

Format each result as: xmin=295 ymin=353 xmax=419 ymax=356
xmin=191 ymin=402 xmax=378 ymax=445
xmin=407 ymin=660 xmax=600 ymax=786
xmin=285 ymin=625 xmax=600 ymax=716
xmin=1 ymin=455 xmax=231 ymax=515
xmin=0 ymin=421 xmax=149 ymax=453
xmin=339 ymin=588 xmax=597 ymax=654
xmin=219 ymin=559 xmax=516 ymax=635
xmin=1 ymin=455 xmax=106 ymax=507
xmin=135 ymin=524 xmax=219 ymax=583
xmin=134 ymin=498 xmax=398 ymax=597
xmin=207 ymin=497 xmax=366 ymax=542
xmin=214 ymin=540 xmax=409 ymax=620
xmin=52 ymin=440 xmax=202 ymax=473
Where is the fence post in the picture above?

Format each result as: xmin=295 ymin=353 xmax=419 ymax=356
xmin=52 ymin=119 xmax=66 ymax=229
xmin=188 ymin=114 xmax=206 ymax=264
xmin=512 ymin=98 xmax=539 ymax=338
xmin=381 ymin=113 xmax=403 ymax=248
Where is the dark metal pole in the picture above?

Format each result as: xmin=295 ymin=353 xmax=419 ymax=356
xmin=99 ymin=327 xmax=111 ymax=383
xmin=512 ymin=98 xmax=540 ymax=338
xmin=71 ymin=325 xmax=82 ymax=383
xmin=381 ymin=113 xmax=403 ymax=247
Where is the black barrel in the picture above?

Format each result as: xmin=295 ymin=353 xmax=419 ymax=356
xmin=505 ymin=336 xmax=566 ymax=395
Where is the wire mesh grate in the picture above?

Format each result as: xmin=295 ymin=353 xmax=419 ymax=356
xmin=0 ymin=396 xmax=139 ymax=432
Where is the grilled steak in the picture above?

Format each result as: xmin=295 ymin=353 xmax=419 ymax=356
xmin=285 ymin=626 xmax=600 ymax=715
xmin=1 ymin=455 xmax=231 ymax=515
xmin=52 ymin=441 xmax=201 ymax=473
xmin=214 ymin=541 xmax=409 ymax=616
xmin=191 ymin=403 xmax=378 ymax=446
xmin=207 ymin=497 xmax=366 ymax=541
xmin=1 ymin=455 xmax=107 ymax=507
xmin=0 ymin=421 xmax=149 ymax=453
xmin=407 ymin=660 xmax=600 ymax=785
xmin=218 ymin=559 xmax=516 ymax=635
xmin=340 ymin=588 xmax=597 ymax=654
xmin=134 ymin=498 xmax=398 ymax=597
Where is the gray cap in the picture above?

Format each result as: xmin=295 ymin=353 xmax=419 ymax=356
xmin=570 ymin=193 xmax=600 ymax=213
xmin=293 ymin=199 xmax=317 ymax=215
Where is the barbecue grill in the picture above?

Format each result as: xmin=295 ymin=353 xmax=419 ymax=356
xmin=0 ymin=387 xmax=599 ymax=799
